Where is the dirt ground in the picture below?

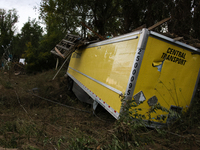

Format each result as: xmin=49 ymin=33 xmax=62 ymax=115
xmin=0 ymin=69 xmax=200 ymax=150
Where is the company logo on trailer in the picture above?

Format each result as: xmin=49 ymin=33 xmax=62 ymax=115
xmin=161 ymin=47 xmax=187 ymax=65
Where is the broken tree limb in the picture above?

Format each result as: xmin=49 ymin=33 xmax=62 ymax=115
xmin=148 ymin=17 xmax=171 ymax=31
xmin=55 ymin=58 xmax=59 ymax=70
xmin=173 ymin=37 xmax=184 ymax=41
xmin=52 ymin=54 xmax=72 ymax=80
xmin=54 ymin=47 xmax=65 ymax=59
xmin=81 ymin=22 xmax=105 ymax=40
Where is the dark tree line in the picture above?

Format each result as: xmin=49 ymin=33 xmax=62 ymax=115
xmin=0 ymin=0 xmax=200 ymax=72
xmin=39 ymin=0 xmax=200 ymax=38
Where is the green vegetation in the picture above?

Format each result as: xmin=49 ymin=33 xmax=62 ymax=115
xmin=0 ymin=0 xmax=200 ymax=149
xmin=0 ymin=70 xmax=200 ymax=149
xmin=39 ymin=0 xmax=200 ymax=38
xmin=1 ymin=0 xmax=200 ymax=73
xmin=0 ymin=9 xmax=18 ymax=55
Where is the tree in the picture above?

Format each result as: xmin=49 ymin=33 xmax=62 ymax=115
xmin=18 ymin=19 xmax=50 ymax=72
xmin=88 ymin=0 xmax=121 ymax=35
xmin=12 ymin=18 xmax=43 ymax=61
xmin=21 ymin=18 xmax=43 ymax=50
xmin=192 ymin=0 xmax=200 ymax=39
xmin=39 ymin=0 xmax=173 ymax=36
xmin=40 ymin=0 xmax=79 ymax=36
xmin=168 ymin=0 xmax=192 ymax=36
xmin=0 ymin=9 xmax=18 ymax=56
xmin=39 ymin=0 xmax=200 ymax=42
xmin=119 ymin=0 xmax=145 ymax=33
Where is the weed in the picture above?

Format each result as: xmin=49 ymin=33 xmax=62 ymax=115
xmin=106 ymin=136 xmax=122 ymax=150
xmin=25 ymin=145 xmax=40 ymax=150
xmin=104 ymin=98 xmax=150 ymax=149
xmin=15 ymin=119 xmax=37 ymax=141
xmin=68 ymin=136 xmax=96 ymax=150
xmin=0 ymin=79 xmax=13 ymax=89
xmin=0 ymin=70 xmax=200 ymax=149
xmin=0 ymin=121 xmax=17 ymax=134
xmin=57 ymin=136 xmax=65 ymax=150
xmin=104 ymin=96 xmax=183 ymax=149
xmin=43 ymin=137 xmax=52 ymax=147
xmin=0 ymin=135 xmax=18 ymax=148
xmin=4 ymin=81 xmax=13 ymax=89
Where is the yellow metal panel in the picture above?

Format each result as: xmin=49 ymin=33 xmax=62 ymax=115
xmin=133 ymin=36 xmax=200 ymax=123
xmin=68 ymin=36 xmax=140 ymax=113
xmin=68 ymin=68 xmax=122 ymax=112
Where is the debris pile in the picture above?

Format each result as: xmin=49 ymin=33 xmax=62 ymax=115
xmin=13 ymin=62 xmax=25 ymax=75
xmin=51 ymin=34 xmax=87 ymax=59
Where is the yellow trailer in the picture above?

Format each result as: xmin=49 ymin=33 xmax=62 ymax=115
xmin=67 ymin=28 xmax=200 ymax=126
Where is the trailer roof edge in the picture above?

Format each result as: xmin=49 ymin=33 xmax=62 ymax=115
xmin=149 ymin=30 xmax=200 ymax=54
xmin=87 ymin=30 xmax=141 ymax=48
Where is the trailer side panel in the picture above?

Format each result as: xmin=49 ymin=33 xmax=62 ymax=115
xmin=68 ymin=35 xmax=140 ymax=118
xmin=132 ymin=35 xmax=200 ymax=123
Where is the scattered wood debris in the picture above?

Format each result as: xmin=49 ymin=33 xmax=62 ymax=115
xmin=13 ymin=62 xmax=25 ymax=75
xmin=162 ymin=32 xmax=200 ymax=48
xmin=146 ymin=17 xmax=200 ymax=49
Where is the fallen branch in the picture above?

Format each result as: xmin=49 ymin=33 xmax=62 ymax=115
xmin=52 ymin=53 xmax=72 ymax=80
xmin=54 ymin=47 xmax=65 ymax=59
xmin=148 ymin=17 xmax=171 ymax=30
xmin=173 ymin=37 xmax=184 ymax=41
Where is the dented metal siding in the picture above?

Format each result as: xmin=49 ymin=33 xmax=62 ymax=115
xmin=67 ymin=31 xmax=141 ymax=119
xmin=124 ymin=29 xmax=149 ymax=100
xmin=131 ymin=32 xmax=200 ymax=124
xmin=67 ymin=28 xmax=200 ymax=125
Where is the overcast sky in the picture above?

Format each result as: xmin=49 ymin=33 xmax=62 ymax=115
xmin=0 ymin=0 xmax=42 ymax=33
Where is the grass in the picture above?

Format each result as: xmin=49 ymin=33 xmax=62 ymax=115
xmin=0 ymin=69 xmax=200 ymax=149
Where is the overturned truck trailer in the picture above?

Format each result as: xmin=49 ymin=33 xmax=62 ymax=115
xmin=58 ymin=28 xmax=200 ymax=126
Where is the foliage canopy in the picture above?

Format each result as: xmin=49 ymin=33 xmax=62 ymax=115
xmin=39 ymin=0 xmax=200 ymax=38
xmin=1 ymin=0 xmax=200 ymax=72
xmin=0 ymin=9 xmax=18 ymax=56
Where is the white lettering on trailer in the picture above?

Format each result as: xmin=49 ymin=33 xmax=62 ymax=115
xmin=127 ymin=48 xmax=142 ymax=96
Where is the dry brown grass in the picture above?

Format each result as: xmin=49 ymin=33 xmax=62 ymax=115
xmin=0 ymin=69 xmax=200 ymax=150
